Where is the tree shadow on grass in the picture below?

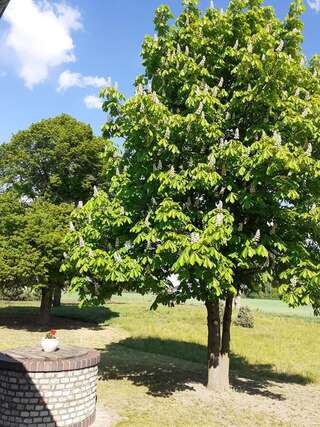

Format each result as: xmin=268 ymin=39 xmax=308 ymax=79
xmin=0 ymin=303 xmax=118 ymax=332
xmin=98 ymin=337 xmax=312 ymax=400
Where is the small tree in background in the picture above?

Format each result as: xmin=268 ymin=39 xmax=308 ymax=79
xmin=0 ymin=114 xmax=108 ymax=320
xmin=0 ymin=193 xmax=73 ymax=323
xmin=65 ymin=0 xmax=320 ymax=390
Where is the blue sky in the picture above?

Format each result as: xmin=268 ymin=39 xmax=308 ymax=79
xmin=0 ymin=0 xmax=319 ymax=143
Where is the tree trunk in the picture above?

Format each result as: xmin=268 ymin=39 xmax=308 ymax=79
xmin=39 ymin=287 xmax=53 ymax=324
xmin=52 ymin=287 xmax=62 ymax=307
xmin=206 ymin=296 xmax=233 ymax=392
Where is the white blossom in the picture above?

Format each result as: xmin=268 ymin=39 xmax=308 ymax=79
xmin=225 ymin=112 xmax=231 ymax=120
xmin=140 ymin=102 xmax=145 ymax=112
xmin=169 ymin=165 xmax=175 ymax=176
xmin=196 ymin=102 xmax=204 ymax=115
xmin=262 ymin=53 xmax=266 ymax=61
xmin=234 ymin=128 xmax=240 ymax=140
xmin=219 ymin=137 xmax=226 ymax=148
xmin=313 ymin=69 xmax=318 ymax=78
xmin=218 ymin=77 xmax=224 ymax=88
xmin=115 ymin=237 xmax=120 ymax=248
xmin=116 ymin=167 xmax=120 ymax=175
xmin=69 ymin=221 xmax=75 ymax=232
xmin=290 ymin=276 xmax=298 ymax=287
xmin=144 ymin=215 xmax=150 ymax=226
xmin=165 ymin=127 xmax=171 ymax=139
xmin=216 ymin=200 xmax=223 ymax=210
xmin=253 ymin=229 xmax=261 ymax=243
xmin=302 ymin=108 xmax=308 ymax=117
xmin=63 ymin=252 xmax=68 ymax=259
xmin=153 ymin=163 xmax=157 ymax=172
xmin=114 ymin=253 xmax=122 ymax=263
xmin=267 ymin=220 xmax=275 ymax=228
xmin=233 ymin=39 xmax=239 ymax=49
xmin=177 ymin=43 xmax=181 ymax=54
xmin=212 ymin=87 xmax=218 ymax=97
xmin=273 ymin=130 xmax=282 ymax=146
xmin=79 ymin=236 xmax=85 ymax=248
xmin=276 ymin=39 xmax=284 ymax=52
xmin=247 ymin=43 xmax=253 ymax=54
xmin=158 ymin=159 xmax=162 ymax=170
xmin=124 ymin=241 xmax=132 ymax=250
xmin=190 ymin=232 xmax=200 ymax=243
xmin=77 ymin=201 xmax=83 ymax=209
xmin=200 ymin=56 xmax=206 ymax=67
xmin=295 ymin=88 xmax=300 ymax=97
xmin=185 ymin=45 xmax=189 ymax=55
xmin=136 ymin=83 xmax=144 ymax=96
xmin=120 ymin=207 xmax=125 ymax=215
xmin=152 ymin=91 xmax=160 ymax=104
xmin=93 ymin=185 xmax=99 ymax=197
xmin=208 ymin=158 xmax=216 ymax=168
xmin=306 ymin=143 xmax=313 ymax=156
xmin=216 ymin=212 xmax=224 ymax=225
xmin=247 ymin=83 xmax=252 ymax=91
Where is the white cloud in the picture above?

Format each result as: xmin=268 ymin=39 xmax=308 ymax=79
xmin=308 ymin=0 xmax=320 ymax=12
xmin=84 ymin=95 xmax=103 ymax=110
xmin=3 ymin=0 xmax=82 ymax=88
xmin=58 ymin=70 xmax=111 ymax=91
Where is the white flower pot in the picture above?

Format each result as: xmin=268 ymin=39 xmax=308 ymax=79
xmin=41 ymin=338 xmax=59 ymax=352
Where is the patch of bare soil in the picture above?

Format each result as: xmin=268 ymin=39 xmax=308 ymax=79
xmin=175 ymin=381 xmax=320 ymax=426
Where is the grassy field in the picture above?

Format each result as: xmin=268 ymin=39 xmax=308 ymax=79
xmin=0 ymin=295 xmax=319 ymax=426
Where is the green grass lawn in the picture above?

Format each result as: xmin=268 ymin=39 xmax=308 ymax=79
xmin=0 ymin=295 xmax=319 ymax=426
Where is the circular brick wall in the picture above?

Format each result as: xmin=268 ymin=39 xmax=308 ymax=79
xmin=0 ymin=345 xmax=100 ymax=427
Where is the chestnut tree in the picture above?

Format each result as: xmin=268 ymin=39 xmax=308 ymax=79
xmin=65 ymin=0 xmax=320 ymax=390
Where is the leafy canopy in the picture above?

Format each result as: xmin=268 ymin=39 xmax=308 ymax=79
xmin=65 ymin=0 xmax=320 ymax=313
xmin=0 ymin=192 xmax=73 ymax=294
xmin=0 ymin=114 xmax=106 ymax=204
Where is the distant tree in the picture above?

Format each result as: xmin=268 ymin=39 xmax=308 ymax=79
xmin=0 ymin=192 xmax=73 ymax=323
xmin=0 ymin=114 xmax=106 ymax=204
xmin=65 ymin=0 xmax=320 ymax=390
xmin=0 ymin=114 xmax=108 ymax=320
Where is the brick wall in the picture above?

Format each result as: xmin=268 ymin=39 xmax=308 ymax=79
xmin=0 ymin=346 xmax=100 ymax=427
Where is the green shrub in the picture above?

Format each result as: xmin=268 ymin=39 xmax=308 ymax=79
xmin=0 ymin=287 xmax=40 ymax=301
xmin=234 ymin=306 xmax=254 ymax=328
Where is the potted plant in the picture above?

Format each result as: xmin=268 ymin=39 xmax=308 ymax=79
xmin=41 ymin=329 xmax=59 ymax=352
